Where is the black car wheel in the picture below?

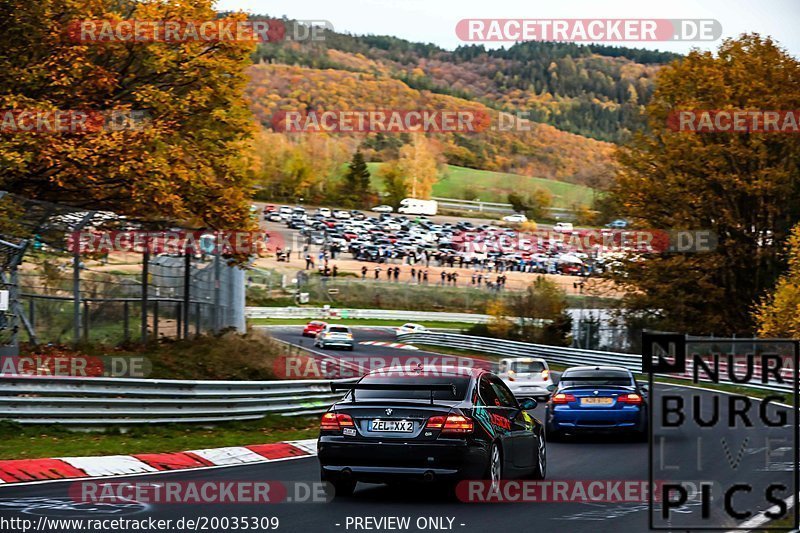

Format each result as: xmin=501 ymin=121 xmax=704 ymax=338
xmin=486 ymin=442 xmax=502 ymax=491
xmin=530 ymin=432 xmax=546 ymax=479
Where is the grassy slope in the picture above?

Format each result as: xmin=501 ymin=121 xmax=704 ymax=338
xmin=0 ymin=417 xmax=319 ymax=460
xmin=366 ymin=163 xmax=595 ymax=208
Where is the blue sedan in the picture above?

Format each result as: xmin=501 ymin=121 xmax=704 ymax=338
xmin=545 ymin=366 xmax=648 ymax=441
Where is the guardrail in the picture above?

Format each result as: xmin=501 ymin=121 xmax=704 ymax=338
xmin=246 ymin=307 xmax=490 ymax=324
xmin=397 ymin=331 xmax=793 ymax=393
xmin=0 ymin=374 xmax=350 ymax=425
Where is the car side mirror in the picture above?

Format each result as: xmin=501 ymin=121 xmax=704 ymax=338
xmin=519 ymin=397 xmax=538 ymax=410
xmin=546 ymin=384 xmax=556 ymax=392
xmin=637 ymin=382 xmax=649 ymax=392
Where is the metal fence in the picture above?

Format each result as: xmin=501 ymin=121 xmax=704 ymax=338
xmin=0 ymin=374 xmax=349 ymax=425
xmin=246 ymin=306 xmax=491 ymax=324
xmin=397 ymin=331 xmax=794 ymax=394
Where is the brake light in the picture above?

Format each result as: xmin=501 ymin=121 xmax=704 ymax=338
xmin=426 ymin=415 xmax=473 ymax=434
xmin=541 ymin=369 xmax=550 ymax=381
xmin=320 ymin=412 xmax=354 ymax=431
xmin=551 ymin=393 xmax=576 ymax=404
xmin=508 ymin=369 xmax=516 ymax=382
xmin=617 ymin=393 xmax=643 ymax=405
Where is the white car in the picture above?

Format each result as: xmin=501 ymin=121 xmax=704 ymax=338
xmin=317 ymin=208 xmax=332 ymax=217
xmin=503 ymin=213 xmax=528 ymax=223
xmin=497 ymin=357 xmax=553 ymax=399
xmin=333 ymin=210 xmax=352 ymax=219
xmin=371 ymin=205 xmax=394 ymax=213
xmin=395 ymin=323 xmax=427 ymax=336
xmin=553 ymin=222 xmax=574 ymax=233
xmin=278 ymin=205 xmax=293 ymax=220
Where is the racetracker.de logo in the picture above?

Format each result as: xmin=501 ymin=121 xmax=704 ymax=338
xmin=274 ymin=355 xmax=490 ymax=379
xmin=65 ymin=19 xmax=332 ymax=43
xmin=67 ymin=230 xmax=283 ymax=256
xmin=0 ymin=109 xmax=148 ymax=133
xmin=455 ymin=19 xmax=721 ymax=42
xmin=456 ymin=480 xmax=666 ymax=503
xmin=667 ymin=110 xmax=800 ymax=133
xmin=271 ymin=109 xmax=491 ymax=133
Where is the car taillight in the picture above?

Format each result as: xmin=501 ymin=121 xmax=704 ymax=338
xmin=320 ymin=412 xmax=354 ymax=431
xmin=617 ymin=393 xmax=643 ymax=405
xmin=508 ymin=370 xmax=516 ymax=382
xmin=426 ymin=415 xmax=473 ymax=434
xmin=541 ymin=369 xmax=550 ymax=380
xmin=551 ymin=393 xmax=576 ymax=404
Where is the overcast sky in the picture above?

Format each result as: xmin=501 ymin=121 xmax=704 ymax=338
xmin=217 ymin=0 xmax=800 ymax=57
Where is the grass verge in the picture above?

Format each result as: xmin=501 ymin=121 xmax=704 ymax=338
xmin=0 ymin=416 xmax=319 ymax=460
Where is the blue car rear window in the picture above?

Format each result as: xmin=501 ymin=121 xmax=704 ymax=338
xmin=560 ymin=370 xmax=633 ymax=387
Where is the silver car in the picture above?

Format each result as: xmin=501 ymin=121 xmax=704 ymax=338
xmin=497 ymin=357 xmax=553 ymax=399
xmin=315 ymin=324 xmax=355 ymax=350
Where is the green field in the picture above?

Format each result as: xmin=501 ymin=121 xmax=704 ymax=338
xmin=366 ymin=163 xmax=594 ymax=209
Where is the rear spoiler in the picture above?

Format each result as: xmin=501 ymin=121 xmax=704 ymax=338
xmin=331 ymin=382 xmax=457 ymax=404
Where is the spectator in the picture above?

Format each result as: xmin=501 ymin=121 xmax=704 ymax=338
xmin=305 ymin=254 xmax=313 ymax=270
xmin=410 ymin=267 xmax=416 ymax=281
xmin=333 ymin=265 xmax=338 ymax=277
xmin=440 ymin=271 xmax=447 ymax=286
xmin=423 ymin=270 xmax=429 ymax=284
xmin=374 ymin=266 xmax=382 ymax=279
xmin=361 ymin=265 xmax=367 ymax=280
xmin=393 ymin=266 xmax=400 ymax=281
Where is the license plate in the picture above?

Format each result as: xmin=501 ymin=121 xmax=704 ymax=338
xmin=581 ymin=397 xmax=613 ymax=405
xmin=369 ymin=419 xmax=413 ymax=432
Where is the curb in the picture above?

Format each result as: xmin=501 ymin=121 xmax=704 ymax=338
xmin=0 ymin=439 xmax=318 ymax=485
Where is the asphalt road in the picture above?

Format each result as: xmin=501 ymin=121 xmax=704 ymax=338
xmin=1 ymin=329 xmax=795 ymax=532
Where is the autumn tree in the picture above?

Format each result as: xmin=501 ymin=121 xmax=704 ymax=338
xmin=378 ymin=161 xmax=408 ymax=208
xmin=398 ymin=134 xmax=439 ymax=199
xmin=610 ymin=35 xmax=800 ymax=335
xmin=338 ymin=150 xmax=373 ymax=208
xmin=507 ymin=189 xmax=553 ymax=221
xmin=0 ymin=0 xmax=258 ymax=229
xmin=755 ymin=223 xmax=800 ymax=337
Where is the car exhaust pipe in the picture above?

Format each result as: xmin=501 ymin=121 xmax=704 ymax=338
xmin=423 ymin=471 xmax=435 ymax=482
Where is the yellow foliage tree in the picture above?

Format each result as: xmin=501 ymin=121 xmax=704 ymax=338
xmin=398 ymin=134 xmax=439 ymax=199
xmin=755 ymin=224 xmax=800 ymax=337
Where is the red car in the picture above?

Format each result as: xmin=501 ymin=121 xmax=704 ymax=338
xmin=303 ymin=321 xmax=328 ymax=338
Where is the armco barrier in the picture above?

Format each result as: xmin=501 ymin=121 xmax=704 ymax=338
xmin=396 ymin=331 xmax=794 ymax=394
xmin=0 ymin=375 xmax=351 ymax=425
xmin=246 ymin=307 xmax=491 ymax=323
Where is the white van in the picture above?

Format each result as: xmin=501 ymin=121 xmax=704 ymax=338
xmin=397 ymin=198 xmax=438 ymax=216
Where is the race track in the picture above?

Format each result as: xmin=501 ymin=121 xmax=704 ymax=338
xmin=1 ymin=328 xmax=794 ymax=532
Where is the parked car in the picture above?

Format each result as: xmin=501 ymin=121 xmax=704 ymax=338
xmin=606 ymin=219 xmax=628 ymax=229
xmin=315 ymin=324 xmax=355 ymax=350
xmin=303 ymin=321 xmax=328 ymax=338
xmin=333 ymin=210 xmax=352 ymax=220
xmin=395 ymin=323 xmax=428 ymax=336
xmin=317 ymin=208 xmax=332 ymax=217
xmin=553 ymin=222 xmax=574 ymax=233
xmin=496 ymin=358 xmax=553 ymax=400
xmin=371 ymin=205 xmax=394 ymax=213
xmin=502 ymin=213 xmax=528 ymax=223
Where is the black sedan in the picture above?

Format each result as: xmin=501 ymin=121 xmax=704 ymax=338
xmin=318 ymin=366 xmax=546 ymax=497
